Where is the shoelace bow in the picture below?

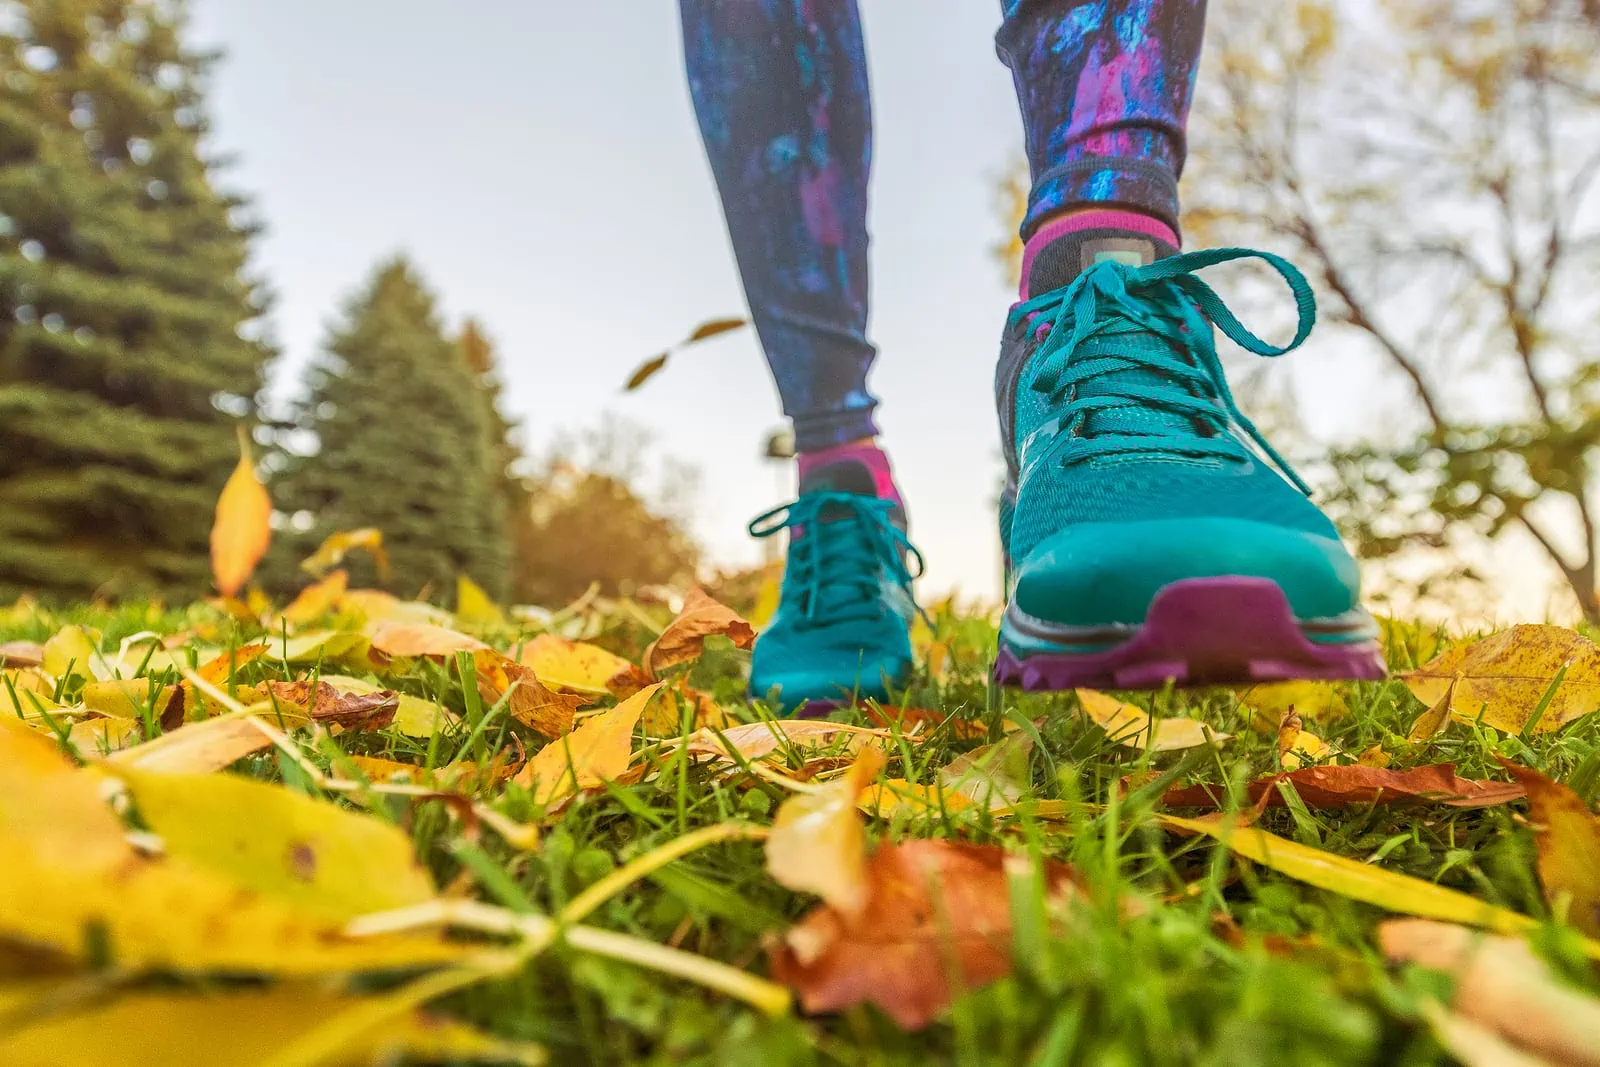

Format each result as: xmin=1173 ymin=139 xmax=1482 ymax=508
xmin=1008 ymin=246 xmax=1316 ymax=494
xmin=748 ymin=492 xmax=924 ymax=627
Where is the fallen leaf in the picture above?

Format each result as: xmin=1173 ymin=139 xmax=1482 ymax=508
xmin=81 ymin=679 xmax=182 ymax=722
xmin=767 ymin=748 xmax=886 ymax=917
xmin=278 ymin=569 xmax=349 ymax=627
xmin=639 ymin=680 xmax=731 ymax=737
xmin=107 ymin=712 xmax=275 ymax=773
xmin=271 ymin=629 xmax=372 ymax=665
xmin=1275 ymin=708 xmax=1335 ymax=769
xmin=264 ymin=679 xmax=399 ymax=731
xmin=1380 ymin=616 xmax=1446 ymax=668
xmin=0 ymin=717 xmax=462 ymax=974
xmin=317 ymin=674 xmax=461 ymax=738
xmin=300 ymin=527 xmax=389 ymax=579
xmin=1403 ymin=624 xmax=1600 ymax=734
xmin=1501 ymin=761 xmax=1600 ymax=938
xmin=1409 ymin=677 xmax=1459 ymax=743
xmin=0 ymin=986 xmax=545 ymax=1067
xmin=771 ymin=840 xmax=1077 ymax=1029
xmin=859 ymin=778 xmax=978 ymax=819
xmin=474 ymin=651 xmax=581 ymax=738
xmin=1381 ymin=919 xmax=1600 ymax=1067
xmin=340 ymin=589 xmax=451 ymax=628
xmin=0 ymin=668 xmax=57 ymax=716
xmin=1075 ymin=689 xmax=1230 ymax=752
xmin=664 ymin=720 xmax=905 ymax=766
xmin=195 ymin=642 xmax=271 ymax=687
xmin=210 ymin=425 xmax=272 ymax=597
xmin=623 ymin=317 xmax=748 ymax=391
xmin=110 ymin=766 xmax=438 ymax=922
xmin=1239 ymin=681 xmax=1350 ymax=727
xmin=41 ymin=625 xmax=108 ymax=681
xmin=368 ymin=621 xmax=487 ymax=658
xmin=515 ymin=683 xmax=661 ymax=806
xmin=643 ymin=587 xmax=755 ymax=677
xmin=0 ymin=640 xmax=42 ymax=667
xmin=938 ymin=733 xmax=1033 ymax=811
xmin=516 ymin=634 xmax=637 ymax=695
xmin=1163 ymin=764 xmax=1526 ymax=810
xmin=1159 ymin=813 xmax=1555 ymax=941
xmin=66 ymin=715 xmax=141 ymax=754
xmin=456 ymin=574 xmax=508 ymax=628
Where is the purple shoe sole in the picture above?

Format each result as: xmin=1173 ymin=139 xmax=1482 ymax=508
xmin=993 ymin=576 xmax=1387 ymax=690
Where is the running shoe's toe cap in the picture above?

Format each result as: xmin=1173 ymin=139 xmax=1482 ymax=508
xmin=749 ymin=620 xmax=912 ymax=714
xmin=1010 ymin=516 xmax=1363 ymax=629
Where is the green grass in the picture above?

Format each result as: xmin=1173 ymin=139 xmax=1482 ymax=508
xmin=4 ymin=596 xmax=1599 ymax=1066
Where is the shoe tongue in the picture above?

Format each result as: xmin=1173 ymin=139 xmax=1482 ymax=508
xmin=798 ymin=460 xmax=905 ymax=529
xmin=1026 ymin=233 xmax=1203 ymax=451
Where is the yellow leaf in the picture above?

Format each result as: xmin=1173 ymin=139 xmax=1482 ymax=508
xmin=110 ymin=766 xmax=438 ymax=922
xmin=81 ymin=679 xmax=181 ymax=721
xmin=1159 ymin=813 xmax=1578 ymax=944
xmin=0 ymin=986 xmax=545 ymax=1067
xmin=0 ymin=717 xmax=463 ymax=974
xmin=210 ymin=425 xmax=272 ymax=597
xmin=767 ymin=747 xmax=885 ymax=917
xmin=66 ymin=715 xmax=140 ymax=755
xmin=748 ymin=563 xmax=783 ymax=629
xmin=2 ymin=668 xmax=60 ymax=717
xmin=639 ymin=681 xmax=731 ymax=737
xmin=1502 ymin=762 xmax=1600 ymax=938
xmin=1403 ymin=624 xmax=1600 ymax=734
xmin=516 ymin=634 xmax=636 ymax=695
xmin=1075 ymin=689 xmax=1230 ymax=752
xmin=515 ymin=683 xmax=661 ymax=806
xmin=41 ymin=625 xmax=107 ymax=682
xmin=1379 ymin=615 xmax=1445 ymax=668
xmin=108 ymin=712 xmax=275 ymax=773
xmin=271 ymin=629 xmax=372 ymax=666
xmin=938 ymin=733 xmax=1033 ymax=811
xmin=1239 ymin=680 xmax=1349 ymax=728
xmin=859 ymin=778 xmax=977 ymax=819
xmin=278 ymin=569 xmax=349 ymax=627
xmin=1408 ymin=678 xmax=1458 ymax=743
xmin=664 ymin=720 xmax=905 ymax=765
xmin=473 ymin=650 xmax=581 ymax=738
xmin=340 ymin=589 xmax=451 ymax=628
xmin=456 ymin=574 xmax=508 ymax=628
xmin=1275 ymin=709 xmax=1334 ymax=770
xmin=300 ymin=527 xmax=388 ymax=579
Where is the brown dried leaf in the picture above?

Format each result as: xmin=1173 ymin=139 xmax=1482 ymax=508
xmin=663 ymin=720 xmax=904 ymax=765
xmin=862 ymin=705 xmax=987 ymax=741
xmin=0 ymin=640 xmax=43 ymax=668
xmin=771 ymin=840 xmax=1077 ymax=1029
xmin=643 ymin=587 xmax=755 ymax=677
xmin=1409 ymin=677 xmax=1459 ymax=743
xmin=1163 ymin=764 xmax=1526 ymax=811
xmin=264 ymin=680 xmax=399 ymax=731
xmin=475 ymin=650 xmax=582 ymax=738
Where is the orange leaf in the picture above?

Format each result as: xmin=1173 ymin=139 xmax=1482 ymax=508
xmin=195 ymin=643 xmax=271 ymax=688
xmin=209 ymin=426 xmax=272 ymax=597
xmin=473 ymin=650 xmax=582 ymax=739
xmin=1501 ymin=760 xmax=1600 ymax=937
xmin=367 ymin=622 xmax=487 ymax=658
xmin=771 ymin=840 xmax=1078 ymax=1029
xmin=300 ymin=527 xmax=388 ymax=579
xmin=643 ymin=588 xmax=755 ymax=677
xmin=279 ymin=570 xmax=349 ymax=627
xmin=1163 ymin=764 xmax=1526 ymax=811
xmin=0 ymin=640 xmax=43 ymax=668
xmin=264 ymin=680 xmax=399 ymax=731
xmin=862 ymin=706 xmax=987 ymax=741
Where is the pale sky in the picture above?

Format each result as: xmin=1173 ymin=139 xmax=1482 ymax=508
xmin=185 ymin=1 xmax=1564 ymax=619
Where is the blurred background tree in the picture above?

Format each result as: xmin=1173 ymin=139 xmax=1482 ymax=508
xmin=269 ymin=258 xmax=510 ymax=601
xmin=0 ymin=0 xmax=272 ymax=602
xmin=512 ymin=415 xmax=701 ymax=607
xmin=999 ymin=0 xmax=1600 ymax=621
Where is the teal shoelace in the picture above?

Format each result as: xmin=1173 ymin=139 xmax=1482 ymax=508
xmin=1008 ymin=246 xmax=1315 ymax=494
xmin=749 ymin=493 xmax=923 ymax=629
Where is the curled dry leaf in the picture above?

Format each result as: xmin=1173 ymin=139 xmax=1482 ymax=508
xmin=639 ymin=680 xmax=731 ymax=737
xmin=1276 ymin=708 xmax=1334 ymax=769
xmin=643 ymin=587 xmax=755 ymax=678
xmin=209 ymin=425 xmax=272 ymax=598
xmin=771 ymin=840 xmax=1078 ymax=1030
xmin=107 ymin=713 xmax=275 ymax=774
xmin=1380 ymin=918 xmax=1600 ymax=1067
xmin=766 ymin=747 xmax=886 ymax=917
xmin=1076 ymin=689 xmax=1229 ymax=752
xmin=862 ymin=705 xmax=987 ymax=741
xmin=474 ymin=650 xmax=583 ymax=738
xmin=1500 ymin=760 xmax=1600 ymax=938
xmin=1403 ymin=624 xmax=1600 ymax=735
xmin=1163 ymin=764 xmax=1526 ymax=811
xmin=300 ymin=526 xmax=388 ymax=579
xmin=514 ymin=683 xmax=662 ymax=807
xmin=1409 ymin=677 xmax=1459 ymax=743
xmin=264 ymin=679 xmax=399 ymax=731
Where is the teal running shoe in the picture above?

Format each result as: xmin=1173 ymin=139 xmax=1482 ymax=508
xmin=994 ymin=245 xmax=1385 ymax=689
xmin=748 ymin=477 xmax=922 ymax=715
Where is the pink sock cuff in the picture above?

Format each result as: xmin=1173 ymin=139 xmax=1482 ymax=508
xmin=1019 ymin=210 xmax=1181 ymax=293
xmin=797 ymin=441 xmax=901 ymax=504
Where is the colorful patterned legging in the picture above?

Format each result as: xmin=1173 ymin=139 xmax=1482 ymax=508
xmin=679 ymin=0 xmax=1206 ymax=452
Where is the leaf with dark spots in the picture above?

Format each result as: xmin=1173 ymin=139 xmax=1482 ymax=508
xmin=1163 ymin=764 xmax=1525 ymax=810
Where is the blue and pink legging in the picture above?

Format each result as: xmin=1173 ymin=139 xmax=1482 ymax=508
xmin=678 ymin=0 xmax=1205 ymax=457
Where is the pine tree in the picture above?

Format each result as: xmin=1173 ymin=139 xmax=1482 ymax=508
xmin=0 ymin=0 xmax=273 ymax=601
xmin=275 ymin=258 xmax=509 ymax=601
xmin=457 ymin=318 xmax=532 ymax=602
